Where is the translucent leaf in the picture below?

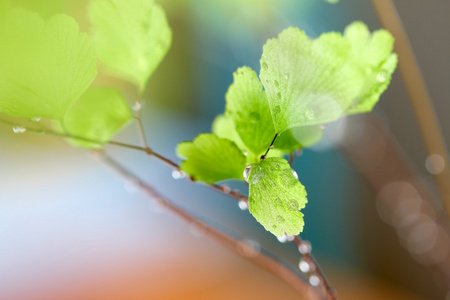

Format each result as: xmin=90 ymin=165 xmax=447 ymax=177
xmin=260 ymin=27 xmax=364 ymax=132
xmin=225 ymin=66 xmax=277 ymax=157
xmin=89 ymin=0 xmax=172 ymax=91
xmin=344 ymin=22 xmax=398 ymax=114
xmin=62 ymin=88 xmax=132 ymax=148
xmin=177 ymin=133 xmax=247 ymax=183
xmin=247 ymin=157 xmax=307 ymax=236
xmin=0 ymin=9 xmax=97 ymax=119
xmin=274 ymin=125 xmax=324 ymax=152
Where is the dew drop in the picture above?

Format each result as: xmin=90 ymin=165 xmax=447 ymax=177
xmin=309 ymin=275 xmax=320 ymax=286
xmin=377 ymin=70 xmax=387 ymax=82
xmin=292 ymin=170 xmax=298 ymax=180
xmin=274 ymin=80 xmax=279 ymax=88
xmin=243 ymin=165 xmax=251 ymax=182
xmin=277 ymin=235 xmax=288 ymax=243
xmin=273 ymin=105 xmax=281 ymax=116
xmin=284 ymin=73 xmax=290 ymax=80
xmin=221 ymin=185 xmax=231 ymax=194
xmin=261 ymin=62 xmax=268 ymax=70
xmin=132 ymin=101 xmax=142 ymax=112
xmin=290 ymin=200 xmax=299 ymax=209
xmin=298 ymin=241 xmax=312 ymax=254
xmin=171 ymin=170 xmax=186 ymax=180
xmin=298 ymin=258 xmax=311 ymax=273
xmin=304 ymin=109 xmax=315 ymax=120
xmin=237 ymin=239 xmax=260 ymax=257
xmin=276 ymin=215 xmax=286 ymax=223
xmin=31 ymin=117 xmax=41 ymax=122
xmin=12 ymin=126 xmax=26 ymax=134
xmin=238 ymin=199 xmax=248 ymax=210
xmin=249 ymin=112 xmax=260 ymax=123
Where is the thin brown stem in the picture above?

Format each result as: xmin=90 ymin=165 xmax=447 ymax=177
xmin=294 ymin=236 xmax=337 ymax=300
xmin=97 ymin=152 xmax=324 ymax=300
xmin=371 ymin=0 xmax=450 ymax=218
xmin=261 ymin=133 xmax=279 ymax=160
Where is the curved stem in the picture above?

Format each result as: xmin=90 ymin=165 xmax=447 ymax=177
xmin=97 ymin=152 xmax=325 ymax=300
xmin=294 ymin=236 xmax=337 ymax=300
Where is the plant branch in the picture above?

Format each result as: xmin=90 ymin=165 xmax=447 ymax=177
xmin=96 ymin=152 xmax=325 ymax=300
xmin=371 ymin=0 xmax=450 ymax=218
xmin=294 ymin=236 xmax=337 ymax=300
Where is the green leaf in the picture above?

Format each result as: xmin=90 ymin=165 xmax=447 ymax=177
xmin=225 ymin=66 xmax=277 ymax=157
xmin=344 ymin=22 xmax=397 ymax=114
xmin=260 ymin=27 xmax=364 ymax=132
xmin=247 ymin=157 xmax=307 ymax=237
xmin=89 ymin=0 xmax=172 ymax=91
xmin=212 ymin=114 xmax=285 ymax=163
xmin=177 ymin=133 xmax=247 ymax=183
xmin=0 ymin=9 xmax=97 ymax=119
xmin=274 ymin=125 xmax=324 ymax=152
xmin=62 ymin=88 xmax=132 ymax=148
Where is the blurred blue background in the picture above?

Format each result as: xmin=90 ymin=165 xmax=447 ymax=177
xmin=2 ymin=0 xmax=450 ymax=299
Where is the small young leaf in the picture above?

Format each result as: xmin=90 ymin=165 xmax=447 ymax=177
xmin=0 ymin=9 xmax=97 ymax=119
xmin=247 ymin=157 xmax=307 ymax=237
xmin=62 ymin=88 xmax=132 ymax=148
xmin=274 ymin=125 xmax=324 ymax=152
xmin=260 ymin=27 xmax=363 ymax=132
xmin=344 ymin=22 xmax=398 ymax=114
xmin=177 ymin=133 xmax=247 ymax=183
xmin=225 ymin=66 xmax=276 ymax=157
xmin=89 ymin=0 xmax=172 ymax=91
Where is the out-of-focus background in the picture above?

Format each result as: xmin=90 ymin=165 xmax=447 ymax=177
xmin=1 ymin=0 xmax=450 ymax=299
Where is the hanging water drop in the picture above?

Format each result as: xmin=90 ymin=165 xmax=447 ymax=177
xmin=243 ymin=165 xmax=251 ymax=182
xmin=221 ymin=185 xmax=231 ymax=194
xmin=309 ymin=275 xmax=320 ymax=286
xmin=292 ymin=170 xmax=298 ymax=180
xmin=132 ymin=101 xmax=142 ymax=112
xmin=298 ymin=258 xmax=311 ymax=273
xmin=171 ymin=170 xmax=186 ymax=180
xmin=12 ymin=126 xmax=26 ymax=134
xmin=277 ymin=235 xmax=288 ymax=243
xmin=298 ymin=241 xmax=312 ymax=254
xmin=238 ymin=199 xmax=248 ymax=210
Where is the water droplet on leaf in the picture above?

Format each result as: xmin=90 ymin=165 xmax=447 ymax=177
xmin=31 ymin=117 xmax=41 ymax=122
xmin=12 ymin=126 xmax=26 ymax=134
xmin=243 ymin=165 xmax=251 ymax=182
xmin=273 ymin=105 xmax=281 ymax=116
xmin=284 ymin=73 xmax=290 ymax=80
xmin=277 ymin=235 xmax=288 ymax=243
xmin=274 ymin=80 xmax=279 ymax=87
xmin=377 ymin=70 xmax=387 ymax=82
xmin=292 ymin=170 xmax=298 ymax=180
xmin=261 ymin=61 xmax=268 ymax=70
xmin=276 ymin=215 xmax=285 ymax=223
